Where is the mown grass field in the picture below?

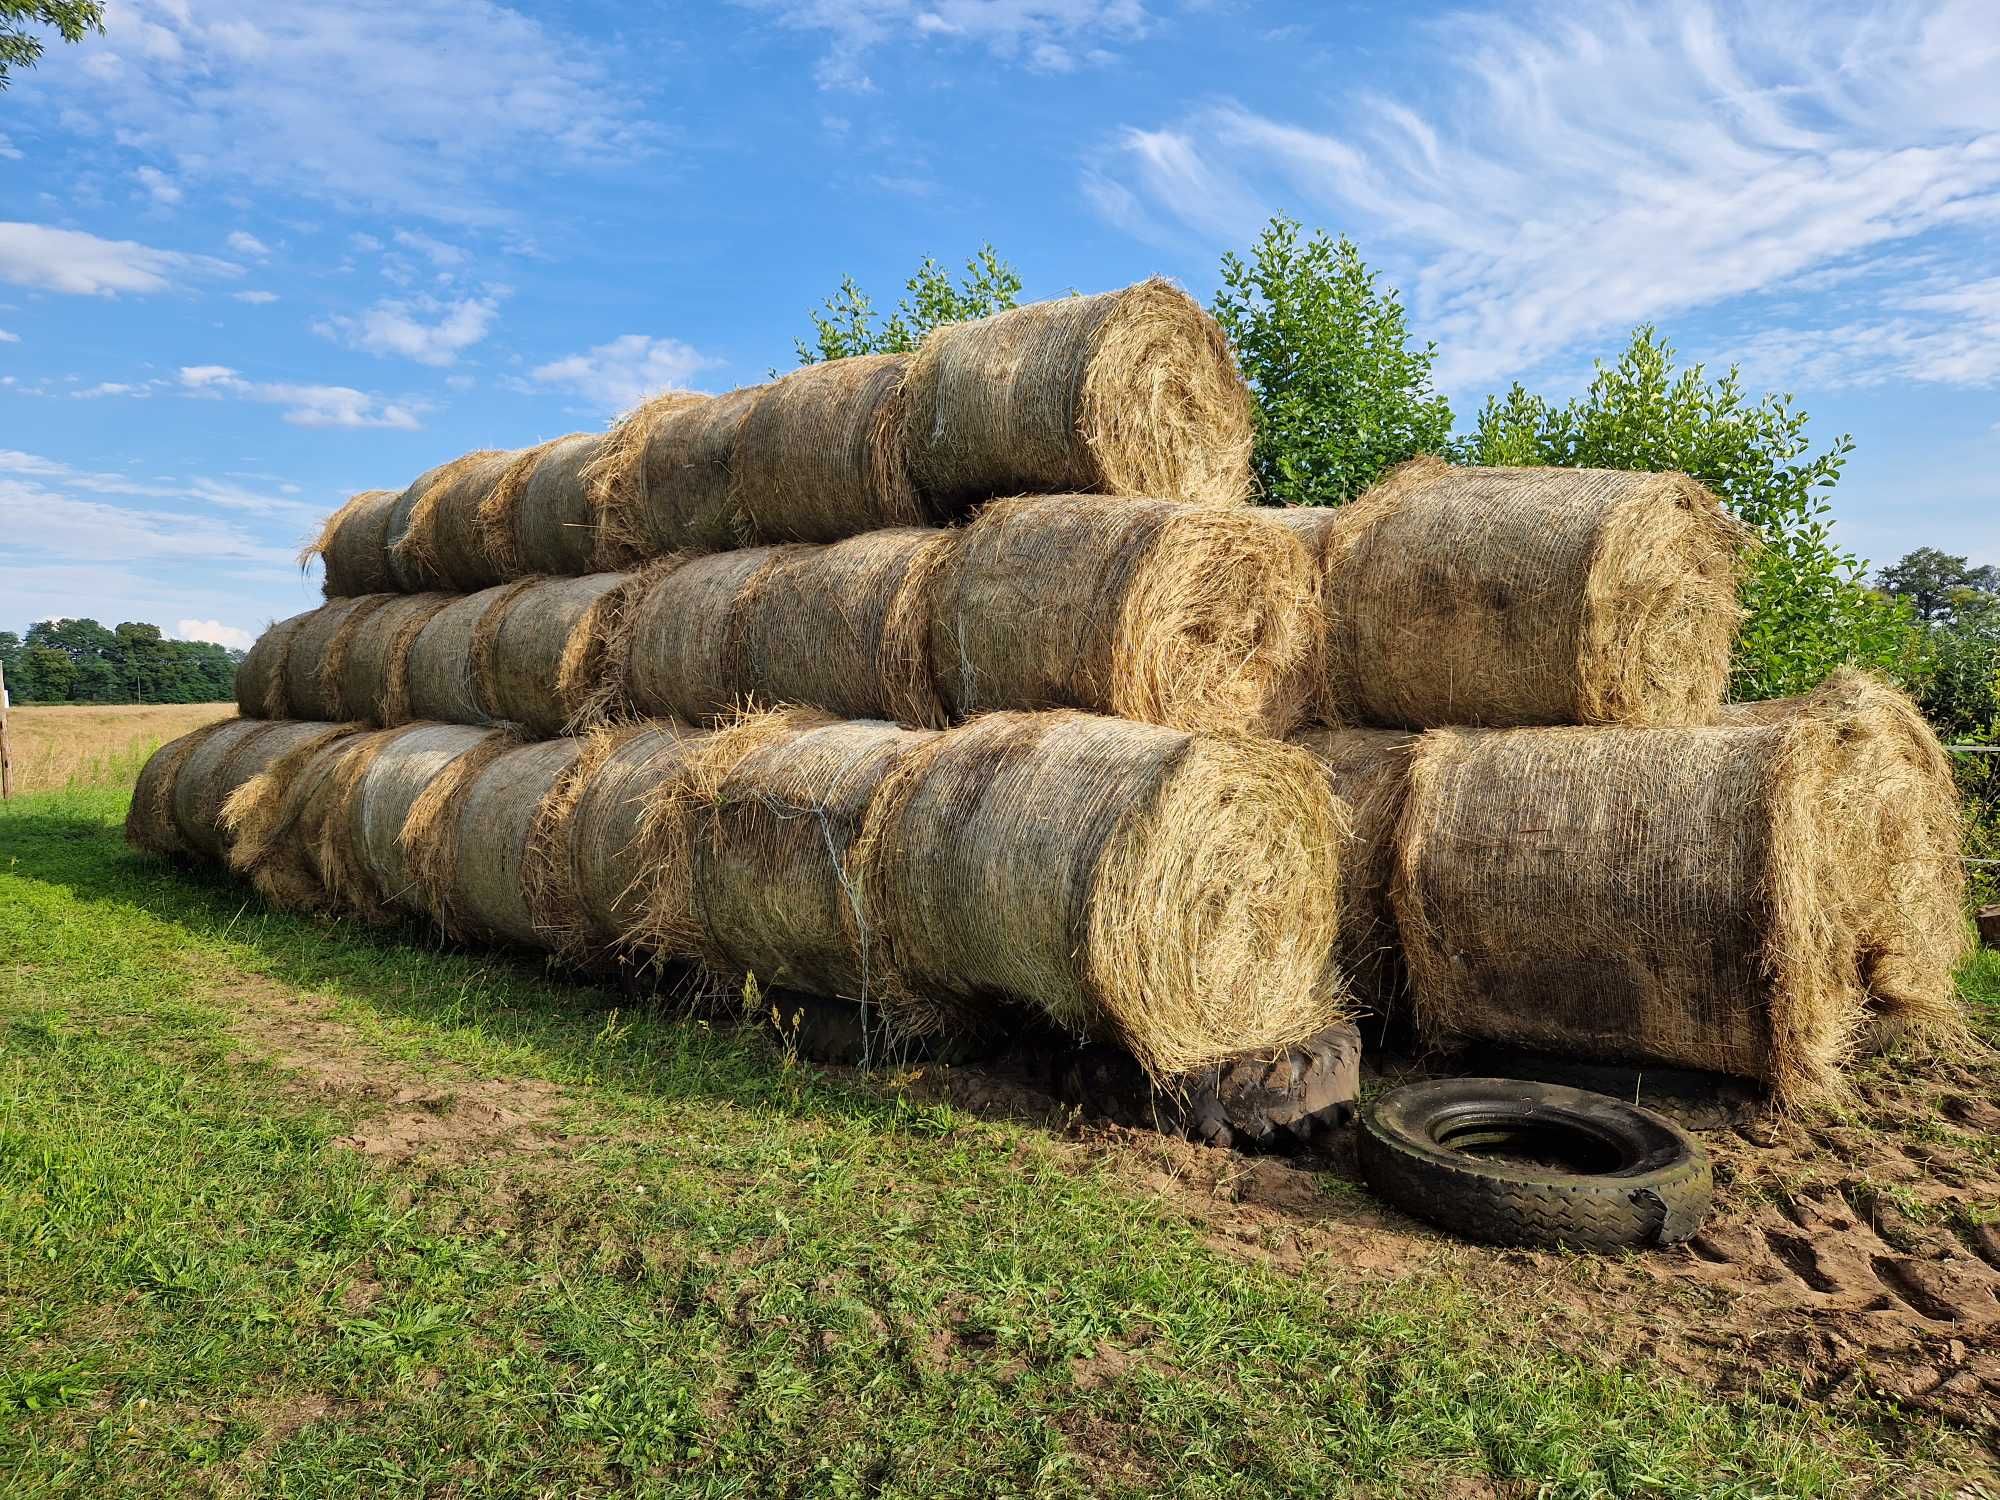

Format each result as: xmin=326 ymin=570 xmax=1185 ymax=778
xmin=2 ymin=741 xmax=1996 ymax=1496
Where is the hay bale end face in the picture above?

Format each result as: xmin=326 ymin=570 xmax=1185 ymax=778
xmin=404 ymin=586 xmax=518 ymax=726
xmin=328 ymin=592 xmax=455 ymax=725
xmin=281 ymin=597 xmax=388 ymax=722
xmin=1389 ymin=691 xmax=1951 ymax=1105
xmin=1318 ymin=461 xmax=1754 ymax=729
xmin=619 ymin=550 xmax=774 ymax=725
xmin=410 ymin=738 xmax=584 ymax=946
xmin=905 ymin=280 xmax=1253 ymax=512
xmin=128 ymin=719 xmax=242 ymax=857
xmin=931 ymin=495 xmax=1320 ymax=737
xmin=221 ymin=723 xmax=375 ymax=913
xmin=341 ymin=723 xmax=506 ymax=918
xmin=861 ymin=711 xmax=1347 ymax=1076
xmin=730 ymin=354 xmax=921 ymax=542
xmin=479 ymin=434 xmax=603 ymax=579
xmin=1292 ymin=727 xmax=1418 ymax=1013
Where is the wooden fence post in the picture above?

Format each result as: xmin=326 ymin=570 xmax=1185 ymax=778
xmin=0 ymin=658 xmax=12 ymax=800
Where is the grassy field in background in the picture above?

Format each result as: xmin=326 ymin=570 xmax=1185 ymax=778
xmin=2 ymin=703 xmax=235 ymax=796
xmin=1 ymin=751 xmax=1994 ymax=1495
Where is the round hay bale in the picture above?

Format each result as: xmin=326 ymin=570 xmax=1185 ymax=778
xmin=696 ymin=715 xmax=936 ymax=1003
xmin=860 ymin=711 xmax=1346 ymax=1076
xmin=343 ymin=724 xmax=507 ymax=918
xmin=280 ymin=597 xmax=388 ymax=722
xmin=384 ymin=450 xmax=515 ymax=592
xmin=620 ymin=550 xmax=775 ymax=724
xmin=221 ymin=723 xmax=374 ymax=912
xmin=1390 ymin=704 xmax=1917 ymax=1106
xmin=235 ymin=610 xmax=314 ymax=719
xmin=481 ymin=433 xmax=605 ymax=577
xmin=404 ymin=584 xmax=522 ymax=725
xmin=305 ymin=725 xmax=428 ymax=918
xmin=730 ymin=355 xmax=920 ymax=542
xmin=1320 ymin=460 xmax=1755 ymax=728
xmin=904 ymin=279 xmax=1253 ymax=512
xmin=476 ymin=573 xmax=625 ymax=736
xmin=930 ymin=495 xmax=1320 ymax=737
xmin=735 ymin=530 xmax=954 ymax=728
xmin=1292 ymin=727 xmax=1418 ymax=1012
xmin=302 ymin=489 xmax=400 ymax=598
xmin=128 ymin=719 xmax=241 ymax=857
xmin=588 ymin=390 xmax=742 ymax=563
xmin=1718 ymin=670 xmax=1968 ymax=1044
xmin=404 ymin=737 xmax=583 ymax=945
xmin=326 ymin=592 xmax=454 ymax=725
xmin=169 ymin=718 xmax=314 ymax=860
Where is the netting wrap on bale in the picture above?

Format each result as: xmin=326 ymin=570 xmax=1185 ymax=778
xmin=1392 ymin=675 xmax=1966 ymax=1106
xmin=340 ymin=723 xmax=506 ymax=918
xmin=167 ymin=720 xmax=341 ymax=862
xmin=930 ymin=495 xmax=1319 ymax=737
xmin=477 ymin=573 xmax=625 ymax=736
xmin=303 ymin=489 xmax=400 ymax=598
xmin=386 ymin=450 xmax=518 ymax=592
xmin=859 ymin=711 xmax=1346 ymax=1076
xmin=329 ymin=593 xmax=455 ymax=725
xmin=404 ymin=584 xmax=531 ymax=726
xmin=128 ymin=718 xmax=245 ymax=858
xmin=1717 ymin=670 xmax=1969 ymax=1043
xmin=730 ymin=354 xmax=922 ymax=542
xmin=284 ymin=596 xmax=391 ymax=723
xmin=1292 ymin=727 xmax=1418 ymax=1012
xmin=221 ymin=722 xmax=377 ymax=913
xmin=904 ymin=279 xmax=1253 ymax=512
xmin=480 ymin=434 xmax=603 ymax=578
xmin=1297 ymin=460 xmax=1754 ymax=728
xmin=236 ymin=610 xmax=313 ymax=719
xmin=588 ymin=390 xmax=746 ymax=562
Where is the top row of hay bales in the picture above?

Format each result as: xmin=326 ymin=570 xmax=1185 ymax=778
xmin=305 ymin=280 xmax=1256 ymax=595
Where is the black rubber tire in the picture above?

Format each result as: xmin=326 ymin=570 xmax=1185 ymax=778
xmin=1358 ymin=1077 xmax=1711 ymax=1251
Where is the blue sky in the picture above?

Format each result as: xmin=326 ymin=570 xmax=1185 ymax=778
xmin=3 ymin=0 xmax=1997 ymax=651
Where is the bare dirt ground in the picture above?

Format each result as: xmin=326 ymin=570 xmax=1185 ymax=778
xmin=218 ymin=967 xmax=2000 ymax=1462
xmin=4 ymin=702 xmax=235 ymax=793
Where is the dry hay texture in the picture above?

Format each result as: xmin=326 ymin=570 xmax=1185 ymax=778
xmin=1309 ymin=459 xmax=1755 ymax=728
xmin=930 ymin=495 xmax=1319 ymax=737
xmin=1291 ymin=726 xmax=1419 ymax=1013
xmin=385 ymin=450 xmax=517 ymax=592
xmin=220 ymin=722 xmax=376 ymax=913
xmin=904 ymin=279 xmax=1253 ymax=513
xmin=235 ymin=610 xmax=314 ymax=719
xmin=303 ymin=489 xmax=400 ymax=598
xmin=475 ymin=573 xmax=625 ymax=735
xmin=478 ymin=433 xmax=602 ymax=578
xmin=1392 ymin=671 xmax=1967 ymax=1108
xmin=1717 ymin=670 xmax=1969 ymax=1044
xmin=327 ymin=592 xmax=456 ymax=725
xmin=588 ymin=389 xmax=748 ymax=563
xmin=127 ymin=717 xmax=245 ymax=857
xmin=283 ymin=596 xmax=391 ymax=722
xmin=692 ymin=713 xmax=935 ymax=1004
xmin=335 ymin=723 xmax=505 ymax=920
xmin=158 ymin=719 xmax=340 ymax=862
xmin=404 ymin=583 xmax=530 ymax=726
xmin=859 ymin=711 xmax=1346 ymax=1077
xmin=730 ymin=354 xmax=923 ymax=542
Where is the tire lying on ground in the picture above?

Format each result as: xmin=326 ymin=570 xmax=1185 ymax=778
xmin=1358 ymin=1078 xmax=1712 ymax=1251
xmin=1277 ymin=460 xmax=1755 ymax=728
xmin=904 ymin=279 xmax=1254 ymax=512
xmin=858 ymin=710 xmax=1348 ymax=1077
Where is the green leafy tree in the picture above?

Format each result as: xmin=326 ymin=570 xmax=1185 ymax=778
xmin=798 ymin=246 xmax=1023 ymax=364
xmin=1875 ymin=547 xmax=1998 ymax=625
xmin=1 ymin=1 xmax=102 ymax=88
xmin=1214 ymin=217 xmax=1454 ymax=508
xmin=1463 ymin=326 xmax=1921 ymax=700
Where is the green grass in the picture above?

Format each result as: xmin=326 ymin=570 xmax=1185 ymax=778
xmin=0 ymin=778 xmax=1985 ymax=1497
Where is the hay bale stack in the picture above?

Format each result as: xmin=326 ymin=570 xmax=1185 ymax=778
xmin=479 ymin=434 xmax=604 ymax=577
xmin=303 ymin=489 xmax=400 ymax=597
xmin=589 ymin=389 xmax=748 ymax=562
xmin=1390 ymin=693 xmax=1957 ymax=1104
xmin=282 ymin=596 xmax=389 ymax=722
xmin=236 ymin=609 xmax=313 ymax=719
xmin=1292 ymin=727 xmax=1418 ymax=1010
xmin=386 ymin=450 xmax=518 ymax=592
xmin=128 ymin=718 xmax=244 ymax=857
xmin=404 ymin=583 xmax=530 ymax=726
xmin=904 ymin=280 xmax=1253 ymax=512
xmin=222 ymin=723 xmax=378 ymax=912
xmin=476 ymin=573 xmax=626 ymax=736
xmin=930 ymin=495 xmax=1319 ymax=737
xmin=1718 ymin=670 xmax=1968 ymax=1040
xmin=1300 ymin=460 xmax=1754 ymax=728
xmin=404 ymin=737 xmax=583 ymax=944
xmin=694 ymin=714 xmax=936 ymax=1002
xmin=730 ymin=355 xmax=921 ymax=542
xmin=328 ymin=592 xmax=455 ymax=724
xmin=860 ymin=712 xmax=1345 ymax=1076
xmin=339 ymin=723 xmax=510 ymax=918
xmin=167 ymin=719 xmax=342 ymax=861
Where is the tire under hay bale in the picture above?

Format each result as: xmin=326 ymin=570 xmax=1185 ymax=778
xmin=858 ymin=711 xmax=1347 ymax=1076
xmin=1295 ymin=460 xmax=1754 ymax=729
xmin=1390 ymin=687 xmax=1964 ymax=1106
xmin=284 ymin=596 xmax=390 ymax=722
xmin=476 ymin=573 xmax=625 ymax=736
xmin=478 ymin=433 xmax=602 ymax=578
xmin=404 ymin=737 xmax=582 ymax=944
xmin=327 ymin=592 xmax=455 ymax=725
xmin=730 ymin=354 xmax=922 ymax=542
xmin=588 ymin=389 xmax=746 ymax=562
xmin=385 ymin=450 xmax=516 ymax=592
xmin=1717 ymin=670 xmax=1968 ymax=1042
xmin=903 ymin=279 xmax=1253 ymax=512
xmin=303 ymin=489 xmax=400 ymax=598
xmin=930 ymin=495 xmax=1320 ymax=737
xmin=1291 ymin=727 xmax=1418 ymax=1015
xmin=693 ymin=714 xmax=937 ymax=1005
xmin=236 ymin=610 xmax=313 ymax=719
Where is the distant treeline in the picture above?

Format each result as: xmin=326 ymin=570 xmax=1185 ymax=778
xmin=1 ymin=619 xmax=241 ymax=705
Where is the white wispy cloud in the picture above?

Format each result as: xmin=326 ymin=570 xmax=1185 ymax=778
xmin=739 ymin=0 xmax=1150 ymax=90
xmin=31 ymin=0 xmax=655 ymax=226
xmin=1089 ymin=0 xmax=2000 ymax=390
xmin=0 ymin=328 xmax=18 ymax=343
xmin=530 ymin=334 xmax=718 ymax=412
xmin=225 ymin=230 xmax=270 ymax=256
xmin=232 ymin=289 xmax=278 ymax=304
xmin=174 ymin=618 xmax=257 ymax=650
xmin=313 ymin=294 xmax=499 ymax=366
xmin=177 ymin=365 xmax=423 ymax=429
xmin=133 ymin=165 xmax=183 ymax=205
xmin=0 ymin=221 xmax=239 ymax=296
